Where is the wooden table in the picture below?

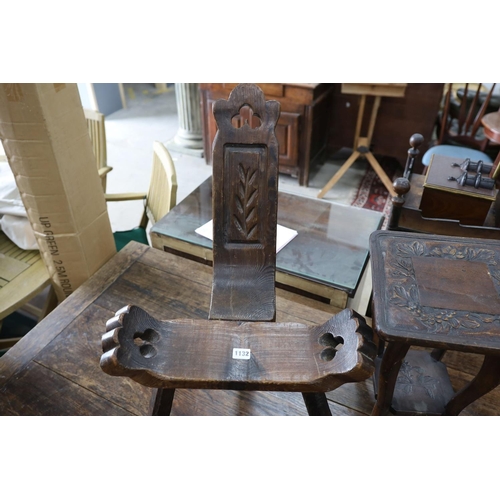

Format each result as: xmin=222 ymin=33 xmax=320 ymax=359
xmin=482 ymin=111 xmax=500 ymax=145
xmin=370 ymin=230 xmax=500 ymax=416
xmin=150 ymin=177 xmax=383 ymax=311
xmin=0 ymin=242 xmax=354 ymax=416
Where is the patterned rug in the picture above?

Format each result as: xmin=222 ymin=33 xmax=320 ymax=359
xmin=349 ymin=157 xmax=400 ymax=226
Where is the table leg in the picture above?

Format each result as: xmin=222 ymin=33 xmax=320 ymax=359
xmin=302 ymin=392 xmax=332 ymax=416
xmin=151 ymin=388 xmax=176 ymax=416
xmin=444 ymin=355 xmax=500 ymax=416
xmin=372 ymin=341 xmax=410 ymax=416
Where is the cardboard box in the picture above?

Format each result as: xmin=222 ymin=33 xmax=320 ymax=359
xmin=0 ymin=83 xmax=117 ymax=301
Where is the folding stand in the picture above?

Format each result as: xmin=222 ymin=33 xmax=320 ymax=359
xmin=317 ymin=83 xmax=406 ymax=199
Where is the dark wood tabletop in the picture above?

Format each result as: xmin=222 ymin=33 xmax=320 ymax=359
xmin=370 ymin=230 xmax=500 ymax=415
xmin=0 ymin=241 xmax=350 ymax=416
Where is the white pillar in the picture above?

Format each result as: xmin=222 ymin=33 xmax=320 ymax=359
xmin=167 ymin=83 xmax=204 ymax=157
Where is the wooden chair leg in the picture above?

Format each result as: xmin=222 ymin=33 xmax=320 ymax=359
xmin=372 ymin=341 xmax=410 ymax=416
xmin=151 ymin=388 xmax=176 ymax=416
xmin=430 ymin=348 xmax=446 ymax=361
xmin=302 ymin=392 xmax=332 ymax=416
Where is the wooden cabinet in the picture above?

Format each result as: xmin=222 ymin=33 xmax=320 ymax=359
xmin=199 ymin=83 xmax=334 ymax=186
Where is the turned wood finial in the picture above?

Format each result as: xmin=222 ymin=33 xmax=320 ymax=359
xmin=403 ymin=133 xmax=424 ymax=179
xmin=409 ymin=133 xmax=424 ymax=149
xmin=388 ymin=133 xmax=423 ymax=230
xmin=387 ymin=177 xmax=410 ymax=230
xmin=393 ymin=177 xmax=411 ymax=198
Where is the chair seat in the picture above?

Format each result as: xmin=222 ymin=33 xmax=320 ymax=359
xmin=422 ymin=144 xmax=493 ymax=167
xmin=113 ymin=227 xmax=149 ymax=252
xmin=101 ymin=305 xmax=376 ymax=392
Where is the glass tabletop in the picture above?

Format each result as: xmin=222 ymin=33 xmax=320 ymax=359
xmin=151 ymin=177 xmax=383 ymax=296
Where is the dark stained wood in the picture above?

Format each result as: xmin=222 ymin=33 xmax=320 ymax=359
xmin=370 ymin=230 xmax=500 ymax=415
xmin=169 ymin=388 xmax=366 ymax=416
xmin=1 ymin=240 xmax=500 ymax=415
xmin=98 ymin=85 xmax=378 ymax=416
xmin=419 ymin=154 xmax=497 ymax=226
xmin=393 ymin=173 xmax=500 ymax=239
xmin=0 ymin=362 xmax=136 ymax=416
xmin=302 ymin=393 xmax=332 ymax=416
xmin=34 ymin=303 xmax=154 ymax=414
xmin=371 ymin=342 xmax=410 ymax=416
xmin=375 ymin=349 xmax=455 ymax=416
xmin=389 ymin=133 xmax=500 ymax=238
xmin=371 ymin=231 xmax=500 ymax=353
xmin=210 ymin=83 xmax=280 ymax=321
xmin=100 ymin=305 xmax=375 ymax=392
xmin=325 ymin=379 xmax=376 ymax=415
xmin=151 ymin=388 xmax=175 ymax=416
xmin=0 ymin=242 xmax=359 ymax=416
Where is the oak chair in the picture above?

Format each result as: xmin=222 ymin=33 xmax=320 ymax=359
xmin=422 ymin=83 xmax=497 ymax=168
xmin=100 ymin=83 xmax=376 ymax=416
xmin=84 ymin=108 xmax=113 ymax=192
xmin=106 ymin=141 xmax=178 ymax=251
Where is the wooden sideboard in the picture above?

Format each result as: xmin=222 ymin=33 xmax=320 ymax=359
xmin=199 ymin=83 xmax=334 ymax=186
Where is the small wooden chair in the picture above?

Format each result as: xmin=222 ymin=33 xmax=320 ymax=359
xmin=84 ymin=109 xmax=113 ymax=192
xmin=100 ymin=84 xmax=376 ymax=416
xmin=422 ymin=83 xmax=497 ymax=168
xmin=106 ymin=141 xmax=178 ymax=251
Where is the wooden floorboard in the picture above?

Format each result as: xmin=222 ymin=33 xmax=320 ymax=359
xmin=170 ymin=389 xmax=366 ymax=416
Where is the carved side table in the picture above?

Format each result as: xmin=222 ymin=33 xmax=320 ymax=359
xmin=370 ymin=230 xmax=500 ymax=415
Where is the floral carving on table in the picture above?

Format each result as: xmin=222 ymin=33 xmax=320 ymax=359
xmin=397 ymin=360 xmax=439 ymax=399
xmin=387 ymin=240 xmax=500 ymax=334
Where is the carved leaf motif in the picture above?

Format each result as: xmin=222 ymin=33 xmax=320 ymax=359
xmin=233 ymin=163 xmax=259 ymax=239
xmin=395 ymin=241 xmax=425 ymax=257
xmin=430 ymin=246 xmax=496 ymax=264
xmin=458 ymin=315 xmax=482 ymax=329
xmin=389 ymin=280 xmax=500 ymax=333
xmin=397 ymin=361 xmax=438 ymax=399
xmin=391 ymin=258 xmax=415 ymax=278
xmin=391 ymin=285 xmax=419 ymax=307
xmin=418 ymin=375 xmax=438 ymax=399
